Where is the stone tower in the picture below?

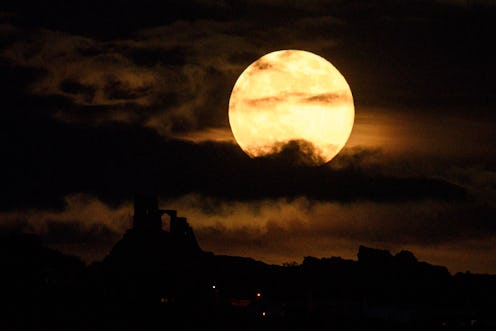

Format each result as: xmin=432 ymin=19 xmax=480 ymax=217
xmin=132 ymin=194 xmax=164 ymax=232
xmin=130 ymin=194 xmax=201 ymax=255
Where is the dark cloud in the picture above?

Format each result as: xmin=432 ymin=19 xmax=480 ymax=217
xmin=60 ymin=79 xmax=96 ymax=102
xmin=252 ymin=60 xmax=273 ymax=71
xmin=261 ymin=140 xmax=328 ymax=166
xmin=42 ymin=221 xmax=119 ymax=245
xmin=103 ymin=74 xmax=153 ymax=101
xmin=302 ymin=92 xmax=351 ymax=104
xmin=243 ymin=92 xmax=350 ymax=107
xmin=1 ymin=190 xmax=494 ymax=272
xmin=1 ymin=1 xmax=492 ymax=210
xmin=328 ymin=146 xmax=384 ymax=171
xmin=1 ymin=0 xmax=230 ymax=38
xmin=125 ymin=46 xmax=189 ymax=67
xmin=3 ymin=0 xmax=495 ymax=142
xmin=228 ymin=51 xmax=260 ymax=65
xmin=1 ymin=27 xmax=239 ymax=135
xmin=1 ymin=0 xmax=496 ymax=273
xmin=0 ymin=66 xmax=466 ymax=211
xmin=0 ymin=90 xmax=467 ymax=212
xmin=245 ymin=96 xmax=283 ymax=107
xmin=158 ymin=195 xmax=496 ymax=273
xmin=0 ymin=61 xmax=469 ymax=213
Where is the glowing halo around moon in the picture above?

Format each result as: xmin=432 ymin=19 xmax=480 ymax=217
xmin=228 ymin=50 xmax=354 ymax=165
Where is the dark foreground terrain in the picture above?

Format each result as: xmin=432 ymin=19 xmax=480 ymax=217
xmin=2 ymin=196 xmax=496 ymax=331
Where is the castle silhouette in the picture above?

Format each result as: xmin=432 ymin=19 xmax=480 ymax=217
xmin=2 ymin=195 xmax=496 ymax=331
xmin=106 ymin=194 xmax=202 ymax=265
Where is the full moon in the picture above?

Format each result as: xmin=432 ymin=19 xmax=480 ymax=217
xmin=228 ymin=50 xmax=354 ymax=165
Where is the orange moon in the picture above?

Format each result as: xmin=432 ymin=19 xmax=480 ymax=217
xmin=228 ymin=50 xmax=354 ymax=164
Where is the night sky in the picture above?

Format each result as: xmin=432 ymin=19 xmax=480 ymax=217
xmin=1 ymin=0 xmax=496 ymax=273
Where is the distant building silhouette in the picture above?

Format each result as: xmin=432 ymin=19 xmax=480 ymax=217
xmin=131 ymin=194 xmax=201 ymax=253
xmin=132 ymin=194 xmax=164 ymax=232
xmin=4 ymin=212 xmax=496 ymax=330
xmin=105 ymin=194 xmax=202 ymax=269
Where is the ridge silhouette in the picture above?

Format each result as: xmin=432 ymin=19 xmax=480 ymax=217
xmin=1 ymin=195 xmax=496 ymax=330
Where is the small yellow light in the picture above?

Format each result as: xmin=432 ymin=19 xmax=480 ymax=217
xmin=262 ymin=311 xmax=266 ymax=317
xmin=256 ymin=292 xmax=261 ymax=298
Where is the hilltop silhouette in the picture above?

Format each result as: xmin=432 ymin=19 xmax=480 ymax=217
xmin=2 ymin=195 xmax=496 ymax=330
